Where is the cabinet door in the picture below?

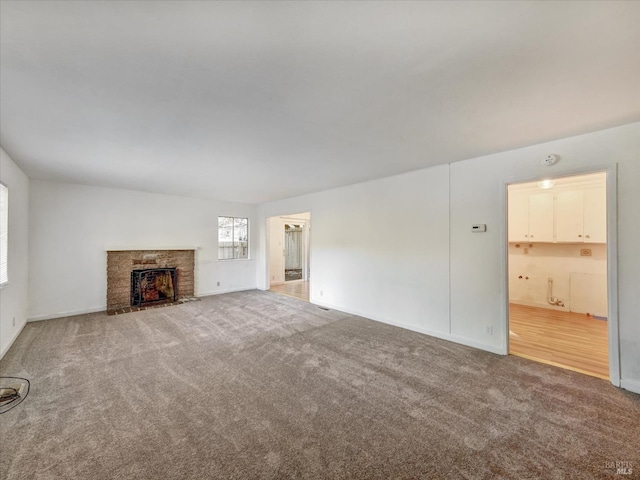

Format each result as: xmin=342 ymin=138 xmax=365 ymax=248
xmin=584 ymin=187 xmax=607 ymax=243
xmin=529 ymin=193 xmax=554 ymax=242
xmin=556 ymin=190 xmax=584 ymax=242
xmin=508 ymin=193 xmax=530 ymax=242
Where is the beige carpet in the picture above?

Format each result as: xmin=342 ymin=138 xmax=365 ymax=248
xmin=1 ymin=290 xmax=638 ymax=479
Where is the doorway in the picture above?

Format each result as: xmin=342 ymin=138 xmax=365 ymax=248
xmin=268 ymin=212 xmax=310 ymax=302
xmin=284 ymin=223 xmax=305 ymax=282
xmin=507 ymin=172 xmax=611 ymax=379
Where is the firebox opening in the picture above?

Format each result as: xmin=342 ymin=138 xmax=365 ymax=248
xmin=131 ymin=268 xmax=178 ymax=307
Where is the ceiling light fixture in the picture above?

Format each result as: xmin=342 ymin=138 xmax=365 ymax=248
xmin=537 ymin=179 xmax=555 ymax=189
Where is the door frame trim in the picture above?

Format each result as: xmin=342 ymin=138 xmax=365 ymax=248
xmin=502 ymin=165 xmax=620 ymax=386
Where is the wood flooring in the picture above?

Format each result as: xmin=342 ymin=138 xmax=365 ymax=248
xmin=509 ymin=303 xmax=609 ymax=379
xmin=269 ymin=280 xmax=310 ymax=302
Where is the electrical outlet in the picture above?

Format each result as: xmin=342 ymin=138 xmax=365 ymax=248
xmin=13 ymin=316 xmax=16 ymax=327
xmin=320 ymin=291 xmax=324 ymax=296
xmin=217 ymin=281 xmax=220 ymax=286
xmin=580 ymin=249 xmax=592 ymax=257
xmin=486 ymin=325 xmax=493 ymax=335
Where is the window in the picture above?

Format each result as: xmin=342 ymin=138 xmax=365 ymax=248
xmin=0 ymin=182 xmax=8 ymax=286
xmin=218 ymin=216 xmax=248 ymax=260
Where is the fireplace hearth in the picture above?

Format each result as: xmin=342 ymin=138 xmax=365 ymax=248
xmin=131 ymin=268 xmax=178 ymax=307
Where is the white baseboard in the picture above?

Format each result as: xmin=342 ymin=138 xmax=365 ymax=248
xmin=28 ymin=306 xmax=106 ymax=322
xmin=0 ymin=320 xmax=27 ymax=359
xmin=620 ymin=378 xmax=640 ymax=395
xmin=311 ymin=299 xmax=506 ymax=356
xmin=196 ymin=287 xmax=256 ymax=297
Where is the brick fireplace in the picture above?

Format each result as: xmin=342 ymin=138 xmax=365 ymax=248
xmin=106 ymin=249 xmax=195 ymax=314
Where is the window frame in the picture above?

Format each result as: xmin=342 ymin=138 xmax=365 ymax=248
xmin=217 ymin=216 xmax=249 ymax=261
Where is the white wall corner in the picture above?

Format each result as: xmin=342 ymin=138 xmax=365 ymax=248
xmin=619 ymin=378 xmax=640 ymax=395
xmin=0 ymin=320 xmax=27 ymax=359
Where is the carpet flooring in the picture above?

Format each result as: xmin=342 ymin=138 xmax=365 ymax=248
xmin=1 ymin=290 xmax=638 ymax=479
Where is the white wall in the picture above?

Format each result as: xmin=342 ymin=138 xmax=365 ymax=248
xmin=257 ymin=164 xmax=452 ymax=342
xmin=508 ymin=243 xmax=607 ymax=315
xmin=0 ymin=148 xmax=29 ymax=358
xmin=257 ymin=122 xmax=640 ymax=392
xmin=28 ymin=180 xmax=257 ymax=320
xmin=448 ymin=123 xmax=639 ymax=390
xmin=268 ymin=217 xmax=285 ymax=285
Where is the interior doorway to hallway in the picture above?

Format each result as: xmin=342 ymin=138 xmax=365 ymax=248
xmin=268 ymin=212 xmax=310 ymax=302
xmin=506 ymin=171 xmax=610 ymax=379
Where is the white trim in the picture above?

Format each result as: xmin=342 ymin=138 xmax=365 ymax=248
xmin=605 ymin=165 xmax=620 ymax=386
xmin=312 ymin=299 xmax=507 ymax=356
xmin=264 ymin=217 xmax=272 ymax=289
xmin=0 ymin=320 xmax=26 ymax=359
xmin=28 ymin=306 xmax=106 ymax=322
xmin=502 ymin=165 xmax=621 ymax=387
xmin=196 ymin=287 xmax=256 ymax=297
xmin=0 ymin=181 xmax=8 ymax=286
xmin=619 ymin=379 xmax=640 ymax=395
xmin=499 ymin=180 xmax=509 ymax=351
xmin=447 ymin=164 xmax=452 ymax=336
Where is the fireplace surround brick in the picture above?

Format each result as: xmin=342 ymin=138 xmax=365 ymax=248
xmin=106 ymin=249 xmax=195 ymax=312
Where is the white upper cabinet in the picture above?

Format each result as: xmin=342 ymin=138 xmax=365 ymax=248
xmin=583 ymin=187 xmax=607 ymax=243
xmin=555 ymin=188 xmax=607 ymax=243
xmin=508 ymin=176 xmax=606 ymax=244
xmin=556 ymin=190 xmax=585 ymax=242
xmin=528 ymin=193 xmax=555 ymax=242
xmin=508 ymin=193 xmax=530 ymax=242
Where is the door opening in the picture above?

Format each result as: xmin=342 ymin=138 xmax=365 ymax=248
xmin=507 ymin=171 xmax=610 ymax=379
xmin=268 ymin=212 xmax=310 ymax=301
xmin=285 ymin=223 xmax=304 ymax=282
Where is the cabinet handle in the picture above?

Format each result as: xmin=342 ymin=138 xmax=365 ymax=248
xmin=578 ymin=235 xmax=582 ymax=238
xmin=585 ymin=235 xmax=590 ymax=239
xmin=530 ymin=235 xmax=534 ymax=238
xmin=524 ymin=235 xmax=528 ymax=238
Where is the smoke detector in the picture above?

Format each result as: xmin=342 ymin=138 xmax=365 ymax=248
xmin=541 ymin=154 xmax=559 ymax=166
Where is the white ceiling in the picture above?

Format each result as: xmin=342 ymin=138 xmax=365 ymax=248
xmin=1 ymin=1 xmax=638 ymax=204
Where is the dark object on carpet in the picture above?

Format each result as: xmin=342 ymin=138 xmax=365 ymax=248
xmin=0 ymin=377 xmax=30 ymax=414
xmin=1 ymin=290 xmax=638 ymax=479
